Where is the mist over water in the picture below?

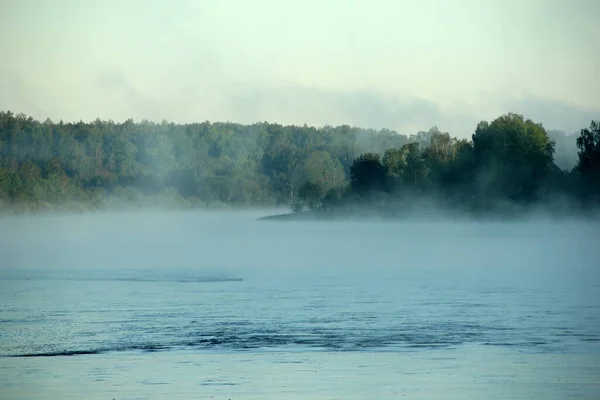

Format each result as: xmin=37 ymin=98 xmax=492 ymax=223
xmin=1 ymin=211 xmax=599 ymax=398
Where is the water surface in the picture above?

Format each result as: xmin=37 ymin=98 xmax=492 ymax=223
xmin=1 ymin=211 xmax=599 ymax=399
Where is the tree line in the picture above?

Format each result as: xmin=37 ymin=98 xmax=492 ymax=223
xmin=0 ymin=110 xmax=598 ymax=216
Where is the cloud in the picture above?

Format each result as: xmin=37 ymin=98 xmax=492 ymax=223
xmin=500 ymin=97 xmax=599 ymax=134
xmin=0 ymin=73 xmax=46 ymax=118
xmin=227 ymin=85 xmax=599 ymax=136
xmin=227 ymin=84 xmax=481 ymax=135
xmin=2 ymin=69 xmax=597 ymax=139
xmin=96 ymin=71 xmax=129 ymax=90
xmin=94 ymin=70 xmax=163 ymax=121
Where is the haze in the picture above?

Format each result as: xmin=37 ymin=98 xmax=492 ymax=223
xmin=1 ymin=0 xmax=599 ymax=136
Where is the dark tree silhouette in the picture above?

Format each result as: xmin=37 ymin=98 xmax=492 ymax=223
xmin=349 ymin=153 xmax=387 ymax=196
xmin=575 ymin=120 xmax=600 ymax=202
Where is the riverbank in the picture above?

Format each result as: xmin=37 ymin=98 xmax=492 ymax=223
xmin=257 ymin=206 xmax=600 ymax=223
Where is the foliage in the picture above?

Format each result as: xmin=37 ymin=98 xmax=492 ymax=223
xmin=291 ymin=181 xmax=326 ymax=212
xmin=0 ymin=110 xmax=598 ymax=216
xmin=469 ymin=113 xmax=555 ymax=204
xmin=349 ymin=153 xmax=387 ymax=196
xmin=575 ymin=120 xmax=600 ymax=203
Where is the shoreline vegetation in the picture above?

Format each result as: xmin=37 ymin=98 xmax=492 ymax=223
xmin=1 ymin=111 xmax=599 ymax=220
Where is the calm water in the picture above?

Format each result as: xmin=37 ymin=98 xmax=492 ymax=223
xmin=1 ymin=210 xmax=599 ymax=399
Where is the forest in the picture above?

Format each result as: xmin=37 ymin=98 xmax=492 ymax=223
xmin=0 ymin=110 xmax=598 ymax=217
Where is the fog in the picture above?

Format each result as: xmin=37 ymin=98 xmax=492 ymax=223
xmin=2 ymin=210 xmax=599 ymax=316
xmin=2 ymin=0 xmax=600 ymax=396
xmin=2 ymin=209 xmax=598 ymax=278
xmin=2 ymin=0 xmax=599 ymax=135
xmin=2 ymin=211 xmax=599 ymax=398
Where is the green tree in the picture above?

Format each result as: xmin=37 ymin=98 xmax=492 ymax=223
xmin=1 ymin=109 xmax=597 ymax=216
xmin=575 ymin=120 xmax=600 ymax=203
xmin=471 ymin=113 xmax=555 ymax=204
xmin=294 ymin=151 xmax=346 ymax=193
xmin=291 ymin=181 xmax=325 ymax=212
xmin=350 ymin=153 xmax=387 ymax=196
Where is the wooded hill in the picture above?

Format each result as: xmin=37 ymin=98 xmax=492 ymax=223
xmin=0 ymin=110 xmax=598 ymax=216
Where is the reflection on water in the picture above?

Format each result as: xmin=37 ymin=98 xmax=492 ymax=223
xmin=0 ymin=211 xmax=599 ymax=399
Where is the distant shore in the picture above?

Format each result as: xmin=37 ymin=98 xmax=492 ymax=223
xmin=257 ymin=207 xmax=600 ymax=222
xmin=257 ymin=211 xmax=322 ymax=221
xmin=0 ymin=200 xmax=281 ymax=217
xmin=2 ymin=200 xmax=598 ymax=222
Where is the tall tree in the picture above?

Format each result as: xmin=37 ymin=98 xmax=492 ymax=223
xmin=471 ymin=113 xmax=555 ymax=203
xmin=350 ymin=153 xmax=387 ymax=196
xmin=575 ymin=120 xmax=600 ymax=202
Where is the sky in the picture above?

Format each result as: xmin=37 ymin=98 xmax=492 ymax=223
xmin=0 ymin=0 xmax=598 ymax=137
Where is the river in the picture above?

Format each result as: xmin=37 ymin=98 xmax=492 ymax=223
xmin=1 ymin=210 xmax=599 ymax=399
